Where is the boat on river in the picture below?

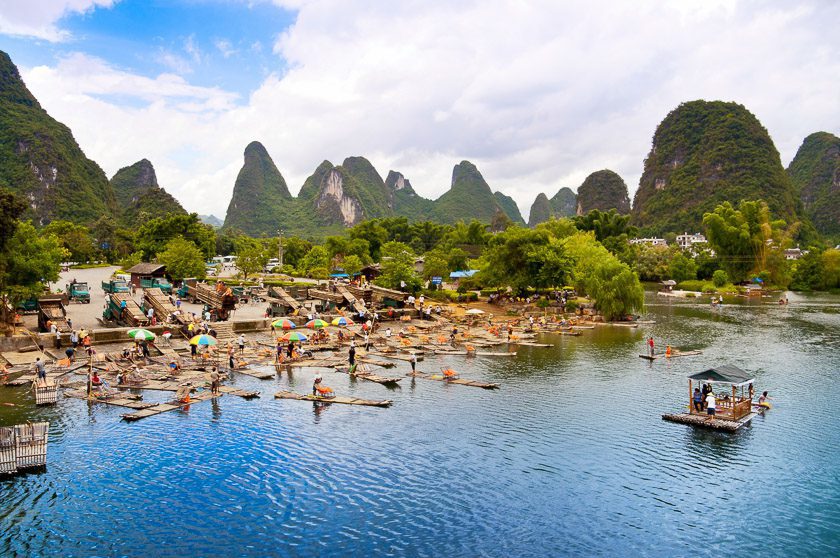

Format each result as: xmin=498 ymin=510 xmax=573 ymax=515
xmin=274 ymin=390 xmax=393 ymax=407
xmin=408 ymin=371 xmax=500 ymax=389
xmin=662 ymin=365 xmax=757 ymax=431
xmin=335 ymin=364 xmax=402 ymax=385
xmin=639 ymin=350 xmax=703 ymax=360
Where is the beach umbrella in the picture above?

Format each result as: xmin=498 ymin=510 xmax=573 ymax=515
xmin=465 ymin=308 xmax=485 ymax=315
xmin=280 ymin=332 xmax=308 ymax=342
xmin=189 ymin=334 xmax=218 ymax=346
xmin=127 ymin=328 xmax=156 ymax=341
xmin=271 ymin=318 xmax=296 ymax=330
xmin=305 ymin=319 xmax=329 ymax=329
xmin=331 ymin=317 xmax=355 ymax=326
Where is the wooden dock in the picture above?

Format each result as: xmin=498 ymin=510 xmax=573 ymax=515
xmin=662 ymin=412 xmax=756 ymax=432
xmin=0 ymin=422 xmax=49 ymax=475
xmin=32 ymin=380 xmax=59 ymax=405
xmin=407 ymin=372 xmax=500 ymax=390
xmin=274 ymin=390 xmax=392 ymax=407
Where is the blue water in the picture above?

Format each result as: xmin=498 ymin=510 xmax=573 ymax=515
xmin=2 ymin=292 xmax=839 ymax=557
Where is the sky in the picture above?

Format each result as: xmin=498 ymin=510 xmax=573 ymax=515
xmin=1 ymin=0 xmax=838 ymax=221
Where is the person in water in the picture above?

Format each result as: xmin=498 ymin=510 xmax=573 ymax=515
xmin=758 ymin=391 xmax=770 ymax=406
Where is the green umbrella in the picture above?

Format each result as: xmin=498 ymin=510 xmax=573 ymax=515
xmin=305 ymin=319 xmax=329 ymax=329
xmin=189 ymin=334 xmax=218 ymax=346
xmin=280 ymin=332 xmax=308 ymax=342
xmin=271 ymin=318 xmax=296 ymax=330
xmin=127 ymin=328 xmax=156 ymax=341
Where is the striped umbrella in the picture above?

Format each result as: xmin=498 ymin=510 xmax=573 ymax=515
xmin=280 ymin=332 xmax=308 ymax=342
xmin=127 ymin=328 xmax=156 ymax=341
xmin=189 ymin=334 xmax=218 ymax=346
xmin=331 ymin=317 xmax=355 ymax=326
xmin=305 ymin=319 xmax=329 ymax=329
xmin=271 ymin=318 xmax=296 ymax=330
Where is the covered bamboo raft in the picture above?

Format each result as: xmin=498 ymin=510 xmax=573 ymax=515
xmin=274 ymin=390 xmax=393 ymax=407
xmin=661 ymin=412 xmax=755 ymax=432
xmin=408 ymin=372 xmax=500 ymax=390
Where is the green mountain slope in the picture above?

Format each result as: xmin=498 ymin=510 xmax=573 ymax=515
xmin=494 ymin=191 xmax=525 ymax=225
xmin=313 ymin=156 xmax=393 ymax=226
xmin=110 ymin=159 xmax=186 ymax=226
xmin=576 ymin=170 xmax=631 ymax=215
xmin=631 ymin=100 xmax=798 ymax=232
xmin=387 ymin=170 xmax=437 ymax=220
xmin=434 ymin=161 xmax=506 ymax=224
xmin=198 ymin=214 xmax=224 ymax=228
xmin=528 ymin=193 xmax=553 ymax=227
xmin=550 ymin=187 xmax=576 ymax=217
xmin=0 ymin=50 xmax=115 ymax=225
xmin=223 ymin=141 xmax=294 ymax=235
xmin=787 ymin=131 xmax=840 ymax=236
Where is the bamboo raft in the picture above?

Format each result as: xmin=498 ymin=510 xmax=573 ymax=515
xmin=639 ymin=350 xmax=703 ymax=361
xmin=122 ymin=390 xmax=223 ymax=421
xmin=336 ymin=366 xmax=402 ymax=385
xmin=274 ymin=390 xmax=392 ymax=407
xmin=513 ymin=342 xmax=554 ymax=347
xmin=662 ymin=412 xmax=756 ymax=432
xmin=1 ymin=422 xmax=49 ymax=475
xmin=433 ymin=349 xmax=517 ymax=357
xmin=556 ymin=331 xmax=582 ymax=336
xmin=407 ymin=372 xmax=500 ymax=389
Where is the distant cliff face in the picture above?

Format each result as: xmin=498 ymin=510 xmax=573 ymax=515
xmin=576 ymin=170 xmax=631 ymax=215
xmin=223 ymin=141 xmax=293 ymax=234
xmin=313 ymin=156 xmax=392 ymax=226
xmin=631 ymin=100 xmax=798 ymax=232
xmin=787 ymin=132 xmax=840 ymax=235
xmin=110 ymin=159 xmax=186 ymax=226
xmin=493 ymin=191 xmax=525 ymax=225
xmin=550 ymin=187 xmax=576 ymax=218
xmin=0 ymin=50 xmax=115 ymax=225
xmin=434 ymin=161 xmax=512 ymax=225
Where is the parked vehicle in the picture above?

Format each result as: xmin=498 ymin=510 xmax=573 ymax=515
xmin=140 ymin=277 xmax=172 ymax=293
xmin=102 ymin=279 xmax=130 ymax=294
xmin=65 ymin=280 xmax=90 ymax=303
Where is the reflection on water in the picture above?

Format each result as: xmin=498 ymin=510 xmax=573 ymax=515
xmin=2 ymin=292 xmax=840 ymax=556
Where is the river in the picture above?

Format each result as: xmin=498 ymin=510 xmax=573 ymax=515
xmin=2 ymin=291 xmax=839 ymax=557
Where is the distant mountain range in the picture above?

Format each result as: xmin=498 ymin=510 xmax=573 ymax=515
xmin=1 ymin=49 xmax=837 ymax=238
xmin=222 ymin=148 xmax=527 ymax=236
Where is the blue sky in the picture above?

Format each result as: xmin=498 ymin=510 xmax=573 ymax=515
xmin=0 ymin=1 xmax=838 ymax=218
xmin=0 ymin=0 xmax=295 ymax=99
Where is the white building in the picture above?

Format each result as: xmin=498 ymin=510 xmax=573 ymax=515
xmin=629 ymin=237 xmax=667 ymax=246
xmin=676 ymin=232 xmax=707 ymax=252
xmin=784 ymin=247 xmax=808 ymax=260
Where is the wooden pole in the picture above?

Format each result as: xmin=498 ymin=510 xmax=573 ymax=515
xmin=689 ymin=379 xmax=693 ymax=414
xmin=732 ymin=384 xmax=736 ymax=419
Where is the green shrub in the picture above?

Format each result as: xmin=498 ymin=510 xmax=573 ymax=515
xmin=712 ymin=269 xmax=729 ymax=288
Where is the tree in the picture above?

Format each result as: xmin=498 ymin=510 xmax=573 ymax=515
xmin=0 ymin=187 xmax=25 ymax=253
xmin=480 ymin=226 xmax=571 ymax=293
xmin=377 ymin=241 xmax=420 ymax=291
xmin=157 ymin=237 xmax=206 ymax=281
xmin=135 ymin=213 xmax=216 ymax=260
xmin=821 ymin=249 xmax=840 ymax=290
xmin=235 ymin=238 xmax=269 ymax=279
xmin=342 ymin=254 xmax=363 ymax=277
xmin=702 ymin=200 xmax=775 ymax=283
xmin=300 ymin=246 xmax=330 ymax=276
xmin=668 ymin=252 xmax=698 ymax=283
xmin=421 ymin=248 xmax=450 ymax=280
xmin=712 ymin=270 xmax=729 ymax=287
xmin=41 ymin=220 xmax=97 ymax=263
xmin=349 ymin=220 xmax=389 ymax=261
xmin=562 ymin=232 xmax=644 ymax=320
xmin=633 ymin=244 xmax=671 ymax=282
xmin=281 ymin=237 xmax=313 ymax=270
xmin=1 ymin=222 xmax=67 ymax=324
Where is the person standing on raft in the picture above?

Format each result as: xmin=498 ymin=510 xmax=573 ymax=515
xmin=410 ymin=352 xmax=417 ymax=375
xmin=312 ymin=371 xmax=322 ymax=395
xmin=348 ymin=343 xmax=357 ymax=373
xmin=647 ymin=337 xmax=655 ymax=357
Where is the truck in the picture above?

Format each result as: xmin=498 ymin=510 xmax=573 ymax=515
xmin=102 ymin=293 xmax=149 ymax=327
xmin=180 ymin=279 xmax=238 ymax=320
xmin=65 ymin=280 xmax=90 ymax=303
xmin=143 ymin=288 xmax=187 ymax=326
xmin=140 ymin=277 xmax=172 ymax=293
xmin=102 ymin=279 xmax=130 ymax=294
xmin=38 ymin=295 xmax=71 ymax=332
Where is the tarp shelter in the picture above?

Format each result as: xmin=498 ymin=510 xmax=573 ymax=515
xmin=688 ymin=365 xmax=754 ymax=385
xmin=449 ymin=270 xmax=479 ymax=279
xmin=330 ymin=273 xmax=350 ymax=278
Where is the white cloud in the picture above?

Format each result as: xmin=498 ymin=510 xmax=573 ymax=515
xmin=17 ymin=0 xmax=840 ymax=221
xmin=0 ymin=0 xmax=115 ymax=42
xmin=214 ymin=38 xmax=238 ymax=58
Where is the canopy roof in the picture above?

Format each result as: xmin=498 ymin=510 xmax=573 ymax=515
xmin=688 ymin=365 xmax=753 ymax=385
xmin=126 ymin=263 xmax=166 ymax=275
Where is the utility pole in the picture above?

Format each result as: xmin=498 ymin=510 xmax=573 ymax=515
xmin=277 ymin=228 xmax=284 ymax=272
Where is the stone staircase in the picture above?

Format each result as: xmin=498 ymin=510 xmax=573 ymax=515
xmin=211 ymin=322 xmax=236 ymax=342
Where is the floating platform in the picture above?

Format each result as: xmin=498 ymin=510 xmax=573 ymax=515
xmin=662 ymin=412 xmax=756 ymax=432
xmin=407 ymin=372 xmax=500 ymax=390
xmin=514 ymin=342 xmax=554 ymax=347
xmin=274 ymin=390 xmax=392 ymax=407
xmin=639 ymin=350 xmax=703 ymax=361
xmin=32 ymin=380 xmax=59 ymax=405
xmin=557 ymin=331 xmax=581 ymax=336
xmin=336 ymin=366 xmax=402 ymax=385
xmin=121 ymin=390 xmax=223 ymax=421
xmin=0 ymin=422 xmax=49 ymax=475
xmin=434 ymin=349 xmax=517 ymax=357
